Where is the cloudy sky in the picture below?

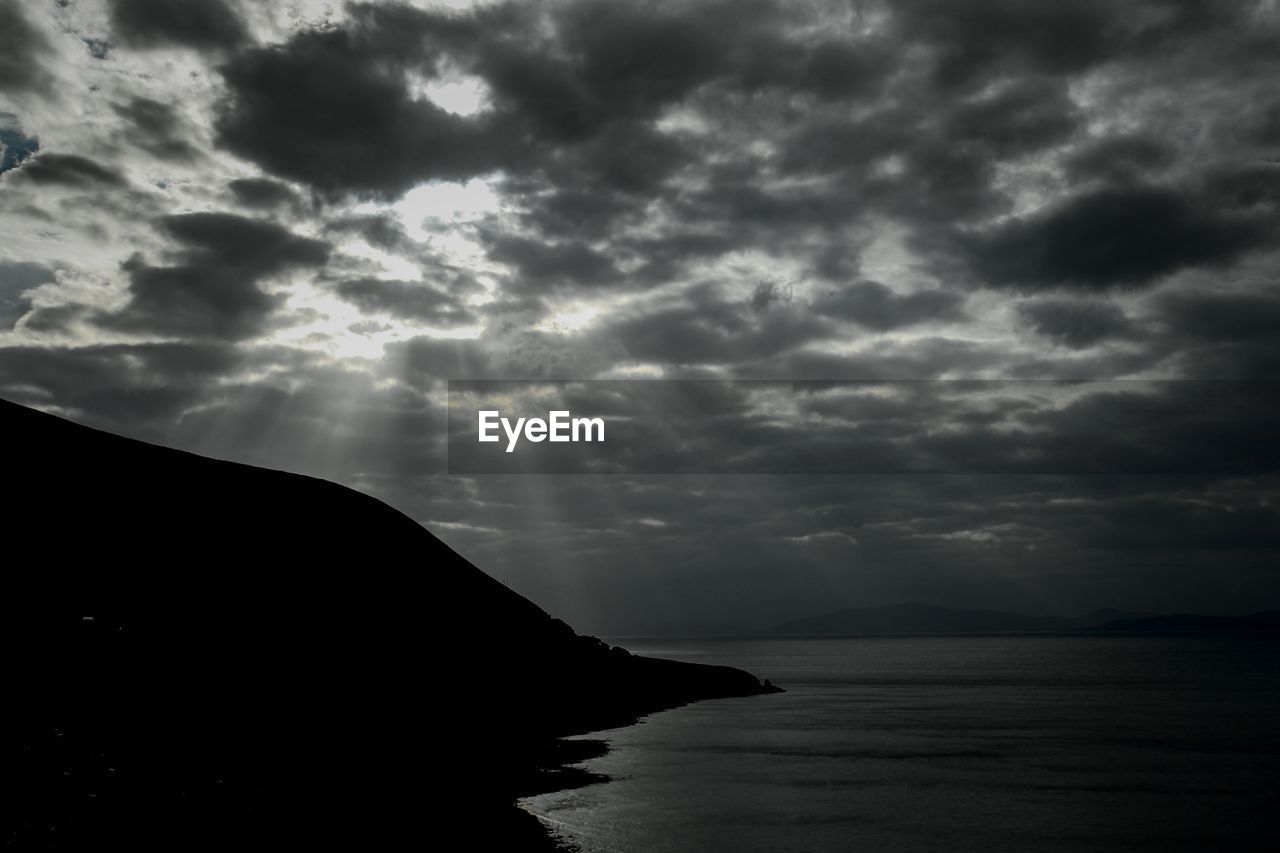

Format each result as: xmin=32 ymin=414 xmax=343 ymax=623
xmin=3 ymin=0 xmax=1279 ymax=633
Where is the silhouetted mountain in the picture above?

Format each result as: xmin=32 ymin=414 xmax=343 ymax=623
xmin=1 ymin=397 xmax=778 ymax=851
xmin=1082 ymin=613 xmax=1280 ymax=633
xmin=766 ymin=603 xmax=1068 ymax=636
xmin=766 ymin=604 xmax=1165 ymax=636
xmin=765 ymin=603 xmax=1280 ymax=637
xmin=1060 ymin=608 xmax=1160 ymax=629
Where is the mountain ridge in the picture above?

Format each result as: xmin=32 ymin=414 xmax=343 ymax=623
xmin=1 ymin=396 xmax=779 ymax=851
xmin=764 ymin=602 xmax=1278 ymax=636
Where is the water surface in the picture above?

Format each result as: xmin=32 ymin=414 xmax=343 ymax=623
xmin=522 ymin=636 xmax=1280 ymax=852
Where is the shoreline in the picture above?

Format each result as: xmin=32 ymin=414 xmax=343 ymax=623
xmin=503 ymin=668 xmax=783 ymax=851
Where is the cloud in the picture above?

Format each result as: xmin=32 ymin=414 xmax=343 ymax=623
xmin=327 ymin=213 xmax=415 ymax=249
xmin=0 ymin=340 xmax=245 ymax=433
xmin=1152 ymin=289 xmax=1280 ymax=378
xmin=960 ymin=186 xmax=1272 ymax=290
xmin=211 ymin=0 xmax=879 ymax=202
xmin=0 ymin=261 xmax=54 ymax=329
xmin=599 ymin=283 xmax=833 ymax=366
xmin=22 ymin=303 xmax=89 ymax=334
xmin=486 ymin=234 xmax=621 ymax=291
xmin=942 ymin=78 xmax=1081 ymax=158
xmin=95 ymin=213 xmax=330 ymax=340
xmin=112 ymin=97 xmax=201 ymax=162
xmin=215 ymin=25 xmax=504 ymax=198
xmin=8 ymin=153 xmax=126 ymax=188
xmin=1017 ymin=299 xmax=1135 ymax=349
xmin=0 ymin=1 xmax=53 ymax=94
xmin=813 ymin=280 xmax=967 ymax=331
xmin=1064 ymin=135 xmax=1177 ymax=184
xmin=108 ymin=0 xmax=249 ymax=51
xmin=1159 ymin=291 xmax=1280 ymax=342
xmin=4 ymin=0 xmax=1280 ymax=630
xmin=228 ymin=178 xmax=303 ymax=212
xmin=889 ymin=0 xmax=1246 ymax=85
xmin=335 ymin=278 xmax=475 ymax=327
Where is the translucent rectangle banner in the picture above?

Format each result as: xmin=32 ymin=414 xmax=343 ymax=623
xmin=446 ymin=380 xmax=1279 ymax=475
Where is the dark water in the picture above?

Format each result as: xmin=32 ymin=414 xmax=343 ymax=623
xmin=521 ymin=636 xmax=1280 ymax=852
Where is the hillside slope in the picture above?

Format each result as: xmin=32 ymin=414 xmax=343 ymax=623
xmin=1 ymin=397 xmax=777 ymax=850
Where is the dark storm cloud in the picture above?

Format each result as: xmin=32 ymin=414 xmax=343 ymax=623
xmin=0 ymin=340 xmax=244 ymax=434
xmin=734 ymin=35 xmax=889 ymax=101
xmin=1241 ymin=100 xmax=1280 ymax=150
xmin=1151 ymin=290 xmax=1280 ymax=378
xmin=9 ymin=153 xmax=126 ymax=188
xmin=1011 ymin=381 xmax=1280 ymax=476
xmin=228 ymin=178 xmax=303 ymax=212
xmin=777 ymin=113 xmax=904 ymax=178
xmin=602 ymin=284 xmax=832 ymax=366
xmin=677 ymin=157 xmax=868 ymax=230
xmin=215 ymin=26 xmax=502 ymax=198
xmin=1198 ymin=163 xmax=1280 ymax=215
xmin=942 ymin=78 xmax=1081 ymax=158
xmin=205 ymin=0 xmax=1280 ymax=307
xmin=155 ymin=213 xmax=329 ymax=271
xmin=112 ymin=98 xmax=200 ymax=162
xmin=1159 ymin=291 xmax=1280 ymax=342
xmin=1072 ymin=490 xmax=1280 ymax=553
xmin=1017 ymin=299 xmax=1135 ymax=349
xmin=675 ymin=84 xmax=1078 ymax=273
xmin=498 ymin=122 xmax=697 ymax=241
xmin=764 ymin=82 xmax=1080 ymax=255
xmin=108 ymin=0 xmax=249 ymax=51
xmin=335 ymin=278 xmax=475 ymax=327
xmin=0 ymin=0 xmax=53 ymax=94
xmin=486 ymin=235 xmax=621 ymax=291
xmin=889 ymin=0 xmax=1247 ymax=86
xmin=96 ymin=213 xmax=329 ymax=340
xmin=813 ymin=280 xmax=967 ymax=331
xmin=959 ymin=186 xmax=1273 ymax=291
xmin=212 ymin=0 xmax=884 ymax=201
xmin=1064 ymin=135 xmax=1177 ymax=184
xmin=475 ymin=0 xmax=792 ymax=138
xmin=324 ymin=214 xmax=414 ymax=253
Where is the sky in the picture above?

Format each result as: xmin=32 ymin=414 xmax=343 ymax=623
xmin=2 ymin=0 xmax=1279 ymax=633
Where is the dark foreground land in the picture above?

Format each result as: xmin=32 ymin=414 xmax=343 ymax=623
xmin=1 ymin=397 xmax=778 ymax=850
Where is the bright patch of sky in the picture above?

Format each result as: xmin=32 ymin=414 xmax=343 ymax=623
xmin=411 ymin=72 xmax=490 ymax=117
xmin=0 ymin=114 xmax=40 ymax=174
xmin=389 ymin=178 xmax=502 ymax=240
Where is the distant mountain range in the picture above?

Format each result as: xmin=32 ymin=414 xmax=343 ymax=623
xmin=765 ymin=603 xmax=1280 ymax=636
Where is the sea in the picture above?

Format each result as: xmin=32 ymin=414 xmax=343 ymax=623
xmin=520 ymin=636 xmax=1280 ymax=852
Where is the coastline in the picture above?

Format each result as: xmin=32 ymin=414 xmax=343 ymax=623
xmin=2 ymin=401 xmax=782 ymax=851
xmin=501 ymin=657 xmax=783 ymax=851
